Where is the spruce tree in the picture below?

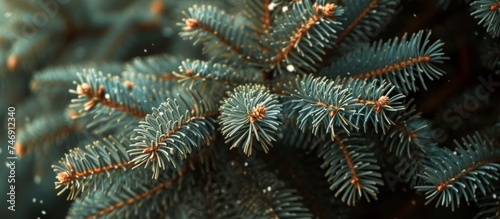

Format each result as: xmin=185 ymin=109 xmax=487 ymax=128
xmin=1 ymin=0 xmax=500 ymax=218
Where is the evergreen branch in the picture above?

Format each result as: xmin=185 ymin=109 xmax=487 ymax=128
xmin=125 ymin=54 xmax=183 ymax=77
xmin=474 ymin=184 xmax=500 ymax=219
xmin=171 ymin=149 xmax=240 ymax=219
xmin=68 ymin=146 xmax=210 ymax=218
xmin=179 ymin=4 xmax=254 ymax=63
xmin=89 ymin=166 xmax=187 ymax=219
xmin=219 ymin=84 xmax=282 ymax=156
xmin=273 ymin=149 xmax=348 ymax=218
xmin=237 ymin=165 xmax=313 ymax=218
xmin=52 ymin=135 xmax=138 ymax=200
xmin=383 ymin=100 xmax=431 ymax=158
xmin=480 ymin=39 xmax=500 ymax=72
xmin=70 ymin=69 xmax=177 ymax=135
xmin=120 ymin=71 xmax=184 ymax=104
xmin=70 ymin=69 xmax=147 ymax=118
xmin=278 ymin=115 xmax=323 ymax=152
xmin=384 ymin=101 xmax=441 ymax=187
xmin=128 ymin=94 xmax=218 ymax=179
xmin=170 ymin=172 xmax=240 ymax=218
xmin=346 ymin=79 xmax=406 ymax=133
xmin=283 ymin=75 xmax=361 ymax=140
xmin=269 ymin=0 xmax=344 ymax=73
xmin=243 ymin=0 xmax=273 ymax=61
xmin=320 ymin=30 xmax=448 ymax=93
xmin=471 ymin=0 xmax=500 ymax=38
xmin=31 ymin=62 xmax=123 ymax=98
xmin=336 ymin=0 xmax=400 ymax=45
xmin=319 ymin=132 xmax=383 ymax=206
xmin=15 ymin=110 xmax=78 ymax=157
xmin=415 ymin=133 xmax=500 ymax=211
xmin=4 ymin=31 xmax=60 ymax=72
xmin=68 ymin=161 xmax=191 ymax=219
xmin=393 ymin=142 xmax=440 ymax=188
xmin=174 ymin=59 xmax=262 ymax=88
xmin=243 ymin=0 xmax=272 ymax=37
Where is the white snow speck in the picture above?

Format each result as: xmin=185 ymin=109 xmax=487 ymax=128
xmin=34 ymin=175 xmax=41 ymax=184
xmin=268 ymin=2 xmax=278 ymax=11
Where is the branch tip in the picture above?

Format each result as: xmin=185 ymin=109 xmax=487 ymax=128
xmin=184 ymin=18 xmax=199 ymax=30
xmin=7 ymin=55 xmax=18 ymax=71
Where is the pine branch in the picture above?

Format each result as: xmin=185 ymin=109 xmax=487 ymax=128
xmin=284 ymin=75 xmax=405 ymax=140
xmin=70 ymin=69 xmax=177 ymax=135
xmin=480 ymin=36 xmax=500 ymax=74
xmin=320 ymin=30 xmax=448 ymax=93
xmin=71 ymin=70 xmax=147 ymax=118
xmin=272 ymin=148 xmax=350 ymax=218
xmin=380 ymin=101 xmax=438 ymax=187
xmin=269 ymin=0 xmax=344 ymax=73
xmin=283 ymin=75 xmax=360 ymax=140
xmin=346 ymin=78 xmax=406 ymax=133
xmin=219 ymin=84 xmax=282 ymax=156
xmin=128 ymin=94 xmax=219 ymax=179
xmin=383 ymin=100 xmax=431 ymax=158
xmin=179 ymin=4 xmax=255 ymax=63
xmin=336 ymin=0 xmax=400 ymax=45
xmin=277 ymin=115 xmax=323 ymax=152
xmin=471 ymin=0 xmax=500 ymax=38
xmin=31 ymin=62 xmax=123 ymax=98
xmin=166 ymin=148 xmax=240 ymax=219
xmin=392 ymin=142 xmax=441 ymax=188
xmin=243 ymin=0 xmax=272 ymax=38
xmin=242 ymin=0 xmax=273 ymax=60
xmin=15 ymin=110 xmax=79 ymax=157
xmin=474 ymin=184 xmax=500 ymax=219
xmin=120 ymin=70 xmax=184 ymax=103
xmin=235 ymin=162 xmax=313 ymax=218
xmin=3 ymin=31 xmax=62 ymax=72
xmin=52 ymin=135 xmax=138 ymax=200
xmin=318 ymin=131 xmax=383 ymax=206
xmin=174 ymin=59 xmax=262 ymax=88
xmin=67 ymin=159 xmax=192 ymax=219
xmin=415 ymin=133 xmax=500 ymax=211
xmin=64 ymin=138 xmax=218 ymax=219
xmin=125 ymin=54 xmax=183 ymax=77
